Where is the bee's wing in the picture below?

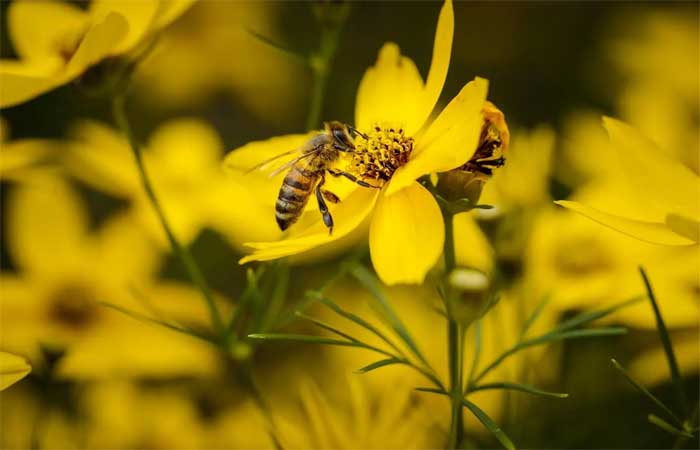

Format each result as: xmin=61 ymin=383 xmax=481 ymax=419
xmin=244 ymin=147 xmax=304 ymax=175
xmin=267 ymin=149 xmax=321 ymax=178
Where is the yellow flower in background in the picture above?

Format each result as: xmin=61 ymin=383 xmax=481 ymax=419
xmin=65 ymin=118 xmax=277 ymax=250
xmin=211 ymin=377 xmax=438 ymax=449
xmin=608 ymin=10 xmax=699 ymax=174
xmin=0 ymin=380 xmax=209 ymax=449
xmin=0 ymin=351 xmax=30 ymax=391
xmin=134 ymin=1 xmax=307 ymax=127
xmin=0 ymin=0 xmax=194 ymax=108
xmin=479 ymin=125 xmax=555 ymax=211
xmin=556 ymin=118 xmax=700 ymax=246
xmin=0 ymin=174 xmax=221 ymax=378
xmin=313 ymin=278 xmax=558 ymax=438
xmin=527 ymin=206 xmax=699 ymax=329
xmin=0 ymin=118 xmax=58 ymax=181
xmin=226 ymin=0 xmax=503 ymax=285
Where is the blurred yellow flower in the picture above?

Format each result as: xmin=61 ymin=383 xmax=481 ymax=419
xmin=0 ymin=380 xmax=209 ymax=449
xmin=134 ymin=1 xmax=307 ymax=126
xmin=0 ymin=351 xmax=30 ymax=391
xmin=314 ymin=278 xmax=558 ymax=438
xmin=556 ymin=118 xmax=700 ymax=246
xmin=65 ymin=118 xmax=276 ymax=250
xmin=211 ymin=377 xmax=438 ymax=449
xmin=0 ymin=0 xmax=194 ymax=108
xmin=0 ymin=174 xmax=221 ymax=378
xmin=527 ymin=206 xmax=699 ymax=329
xmin=609 ymin=10 xmax=699 ymax=174
xmin=226 ymin=0 xmax=503 ymax=285
xmin=0 ymin=119 xmax=58 ymax=181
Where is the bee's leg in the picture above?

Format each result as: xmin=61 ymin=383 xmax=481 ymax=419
xmin=315 ymin=175 xmax=334 ymax=234
xmin=327 ymin=169 xmax=381 ymax=189
xmin=322 ymin=190 xmax=340 ymax=203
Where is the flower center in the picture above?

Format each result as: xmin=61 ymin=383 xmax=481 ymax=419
xmin=47 ymin=284 xmax=100 ymax=330
xmin=352 ymin=125 xmax=414 ymax=182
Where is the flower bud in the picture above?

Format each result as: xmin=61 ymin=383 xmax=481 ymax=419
xmin=436 ymin=101 xmax=509 ymax=204
xmin=448 ymin=267 xmax=491 ymax=323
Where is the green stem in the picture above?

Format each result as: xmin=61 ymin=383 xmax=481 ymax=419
xmin=305 ymin=6 xmax=348 ymax=131
xmin=111 ymin=94 xmax=225 ymax=335
xmin=443 ymin=210 xmax=464 ymax=449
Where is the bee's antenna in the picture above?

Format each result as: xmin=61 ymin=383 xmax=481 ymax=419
xmin=348 ymin=126 xmax=369 ymax=140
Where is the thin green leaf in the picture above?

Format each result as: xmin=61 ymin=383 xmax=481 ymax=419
xmin=462 ymin=398 xmax=516 ymax=450
xmin=552 ymin=295 xmax=643 ymax=334
xmin=319 ymin=297 xmax=405 ymax=357
xmin=611 ymin=359 xmax=682 ymax=425
xmin=351 ymin=265 xmax=428 ymax=366
xmin=244 ymin=27 xmax=308 ymax=64
xmin=648 ymin=414 xmax=695 ymax=438
xmin=295 ymin=312 xmax=362 ymax=344
xmin=356 ymin=357 xmax=405 ymax=374
xmin=469 ymin=382 xmax=569 ymax=399
xmin=519 ymin=295 xmax=551 ymax=340
xmin=247 ymin=333 xmax=363 ymax=349
xmin=99 ymin=302 xmax=214 ymax=343
xmin=640 ymin=266 xmax=688 ymax=415
xmin=415 ymin=386 xmax=449 ymax=396
xmin=473 ymin=327 xmax=627 ymax=385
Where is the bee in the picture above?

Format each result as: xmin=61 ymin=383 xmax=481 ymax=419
xmin=249 ymin=121 xmax=377 ymax=234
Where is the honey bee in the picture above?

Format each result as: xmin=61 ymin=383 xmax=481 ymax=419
xmin=249 ymin=121 xmax=377 ymax=234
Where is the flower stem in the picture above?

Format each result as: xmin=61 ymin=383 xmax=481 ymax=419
xmin=443 ymin=210 xmax=464 ymax=448
xmin=111 ymin=94 xmax=225 ymax=335
xmin=306 ymin=3 xmax=349 ymax=131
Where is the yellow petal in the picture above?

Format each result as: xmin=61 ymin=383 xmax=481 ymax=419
xmin=555 ymin=200 xmax=696 ymax=246
xmin=8 ymin=0 xmax=88 ymax=61
xmin=65 ymin=120 xmax=141 ymax=198
xmin=414 ymin=0 xmax=454 ymax=135
xmin=6 ymin=175 xmax=90 ymax=277
xmin=0 ymin=139 xmax=53 ymax=180
xmin=0 ymin=63 xmax=62 ymax=108
xmin=453 ymin=212 xmax=494 ymax=273
xmin=354 ymin=43 xmax=425 ymax=134
xmin=153 ymin=0 xmax=197 ymax=29
xmin=603 ymin=117 xmax=700 ymax=222
xmin=65 ymin=12 xmax=129 ymax=77
xmin=369 ymin=182 xmax=444 ymax=284
xmin=666 ymin=213 xmax=700 ymax=243
xmin=387 ymin=77 xmax=488 ymax=195
xmin=241 ymin=187 xmax=379 ymax=263
xmin=90 ymin=211 xmax=161 ymax=286
xmin=89 ymin=0 xmax=159 ymax=53
xmin=147 ymin=118 xmax=223 ymax=175
xmin=0 ymin=352 xmax=31 ymax=391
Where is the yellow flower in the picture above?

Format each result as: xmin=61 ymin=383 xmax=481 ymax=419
xmin=556 ymin=118 xmax=700 ymax=246
xmin=0 ymin=174 xmax=221 ymax=378
xmin=527 ymin=205 xmax=699 ymax=329
xmin=64 ymin=118 xmax=275 ymax=250
xmin=0 ymin=0 xmax=194 ymax=108
xmin=0 ymin=380 xmax=209 ymax=449
xmin=226 ymin=0 xmax=502 ymax=285
xmin=0 ymin=118 xmax=58 ymax=181
xmin=211 ymin=377 xmax=439 ymax=449
xmin=0 ymin=351 xmax=30 ymax=391
xmin=133 ymin=1 xmax=307 ymax=127
xmin=313 ymin=279 xmax=558 ymax=438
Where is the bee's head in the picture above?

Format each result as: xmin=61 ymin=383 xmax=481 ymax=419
xmin=325 ymin=121 xmax=356 ymax=151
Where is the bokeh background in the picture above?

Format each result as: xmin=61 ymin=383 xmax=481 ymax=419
xmin=1 ymin=1 xmax=698 ymax=449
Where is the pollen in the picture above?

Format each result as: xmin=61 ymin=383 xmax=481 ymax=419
xmin=352 ymin=124 xmax=414 ymax=182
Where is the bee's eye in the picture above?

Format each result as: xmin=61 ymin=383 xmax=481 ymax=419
xmin=333 ymin=128 xmax=353 ymax=149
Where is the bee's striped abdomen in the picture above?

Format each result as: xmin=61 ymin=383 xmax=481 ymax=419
xmin=275 ymin=164 xmax=318 ymax=231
